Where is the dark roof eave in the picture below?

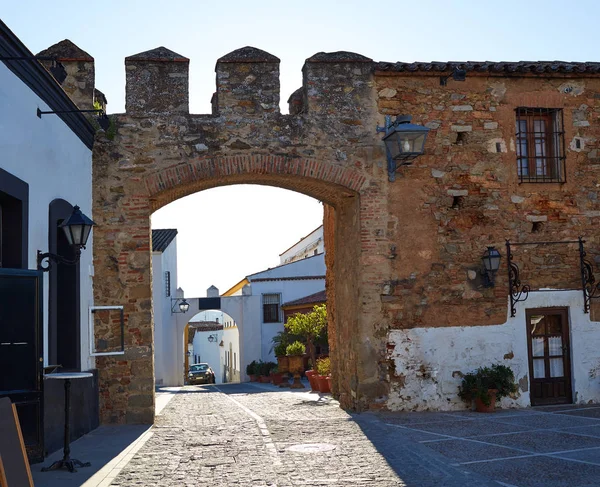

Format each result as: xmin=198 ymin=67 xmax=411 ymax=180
xmin=374 ymin=61 xmax=600 ymax=76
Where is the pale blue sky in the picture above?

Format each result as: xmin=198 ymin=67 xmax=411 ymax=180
xmin=4 ymin=1 xmax=598 ymax=295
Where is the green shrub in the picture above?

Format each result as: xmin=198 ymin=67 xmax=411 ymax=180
xmin=286 ymin=341 xmax=306 ymax=356
xmin=264 ymin=361 xmax=277 ymax=375
xmin=315 ymin=357 xmax=331 ymax=376
xmin=458 ymin=364 xmax=518 ymax=406
xmin=246 ymin=360 xmax=257 ymax=376
xmin=274 ymin=342 xmax=287 ymax=357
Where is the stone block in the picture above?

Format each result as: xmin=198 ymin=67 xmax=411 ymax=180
xmin=125 ymin=47 xmax=189 ymax=115
xmin=215 ymin=47 xmax=280 ymax=116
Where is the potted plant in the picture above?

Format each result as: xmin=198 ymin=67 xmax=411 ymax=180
xmin=246 ymin=360 xmax=258 ymax=382
xmin=315 ymin=357 xmax=331 ymax=393
xmin=260 ymin=361 xmax=276 ymax=382
xmin=458 ymin=364 xmax=518 ymax=413
xmin=305 ymin=362 xmax=319 ymax=392
xmin=270 ymin=366 xmax=284 ymax=385
xmin=286 ymin=341 xmax=306 ymax=389
xmin=285 ymin=305 xmax=327 ymax=375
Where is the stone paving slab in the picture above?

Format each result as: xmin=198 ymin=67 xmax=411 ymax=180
xmin=423 ymin=438 xmax=531 ymax=464
xmin=489 ymin=411 xmax=600 ymax=429
xmin=465 ymin=455 xmax=600 ymax=487
xmin=391 ymin=418 xmax=534 ymax=438
xmin=454 ymin=430 xmax=600 ymax=454
xmin=555 ymin=406 xmax=600 ymax=419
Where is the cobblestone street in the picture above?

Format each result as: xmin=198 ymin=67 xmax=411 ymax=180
xmin=110 ymin=384 xmax=495 ymax=487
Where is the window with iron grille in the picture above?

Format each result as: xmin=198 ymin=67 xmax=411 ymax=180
xmin=516 ymin=108 xmax=565 ymax=183
xmin=165 ymin=271 xmax=171 ymax=297
xmin=262 ymin=293 xmax=282 ymax=323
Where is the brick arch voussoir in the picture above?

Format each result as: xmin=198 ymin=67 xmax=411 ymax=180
xmin=143 ymin=155 xmax=367 ymax=212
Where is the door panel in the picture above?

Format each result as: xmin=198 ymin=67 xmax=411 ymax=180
xmin=0 ymin=269 xmax=43 ymax=462
xmin=526 ymin=308 xmax=572 ymax=406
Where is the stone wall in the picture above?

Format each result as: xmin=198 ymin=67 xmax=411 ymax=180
xmin=79 ymin=39 xmax=600 ymax=421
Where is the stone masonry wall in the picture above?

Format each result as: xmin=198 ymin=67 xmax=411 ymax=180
xmin=80 ymin=36 xmax=600 ymax=422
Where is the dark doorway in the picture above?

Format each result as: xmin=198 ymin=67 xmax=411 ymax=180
xmin=526 ymin=308 xmax=573 ymax=406
xmin=0 ymin=269 xmax=44 ymax=462
xmin=48 ymin=199 xmax=80 ymax=371
xmin=0 ymin=168 xmax=28 ymax=269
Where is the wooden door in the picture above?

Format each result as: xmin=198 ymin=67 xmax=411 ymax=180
xmin=526 ymin=308 xmax=572 ymax=406
xmin=0 ymin=269 xmax=44 ymax=462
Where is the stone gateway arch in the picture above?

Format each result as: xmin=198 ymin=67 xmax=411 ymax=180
xmin=93 ymin=47 xmax=390 ymax=423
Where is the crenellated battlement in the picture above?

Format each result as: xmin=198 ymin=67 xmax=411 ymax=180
xmin=125 ymin=47 xmax=190 ymax=115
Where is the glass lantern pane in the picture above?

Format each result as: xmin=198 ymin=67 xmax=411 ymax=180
xmin=70 ymin=224 xmax=84 ymax=246
xmin=62 ymin=224 xmax=74 ymax=245
xmin=82 ymin=224 xmax=93 ymax=247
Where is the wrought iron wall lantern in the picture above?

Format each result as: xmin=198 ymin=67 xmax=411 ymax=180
xmin=505 ymin=237 xmax=600 ymax=317
xmin=440 ymin=67 xmax=467 ymax=86
xmin=207 ymin=334 xmax=218 ymax=343
xmin=376 ymin=115 xmax=430 ymax=182
xmin=37 ymin=205 xmax=95 ymax=271
xmin=37 ymin=107 xmax=110 ymax=131
xmin=481 ymin=247 xmax=501 ymax=287
xmin=0 ymin=55 xmax=68 ymax=83
xmin=171 ymin=298 xmax=190 ymax=314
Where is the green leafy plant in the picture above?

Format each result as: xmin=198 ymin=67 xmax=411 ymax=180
xmin=263 ymin=361 xmax=277 ymax=375
xmin=286 ymin=341 xmax=306 ymax=356
xmin=315 ymin=357 xmax=331 ymax=376
xmin=458 ymin=364 xmax=518 ymax=406
xmin=246 ymin=360 xmax=257 ymax=376
xmin=285 ymin=304 xmax=327 ymax=367
xmin=273 ymin=342 xmax=288 ymax=358
xmin=270 ymin=330 xmax=301 ymax=355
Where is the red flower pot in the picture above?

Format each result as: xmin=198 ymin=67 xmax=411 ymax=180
xmin=475 ymin=389 xmax=498 ymax=413
xmin=316 ymin=375 xmax=331 ymax=393
xmin=249 ymin=374 xmax=258 ymax=382
xmin=305 ymin=370 xmax=319 ymax=392
xmin=259 ymin=375 xmax=271 ymax=383
xmin=271 ymin=373 xmax=283 ymax=385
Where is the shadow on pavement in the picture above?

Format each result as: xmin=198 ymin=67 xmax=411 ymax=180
xmin=30 ymin=425 xmax=150 ymax=487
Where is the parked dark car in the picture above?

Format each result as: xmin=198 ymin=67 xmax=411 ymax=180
xmin=188 ymin=363 xmax=216 ymax=385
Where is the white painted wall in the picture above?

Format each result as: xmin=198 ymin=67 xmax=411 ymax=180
xmin=251 ymin=253 xmax=325 ymax=280
xmin=279 ymin=226 xmax=324 ymax=264
xmin=0 ymin=62 xmax=93 ymax=370
xmin=387 ymin=291 xmax=600 ymax=411
xmin=191 ymin=328 xmax=223 ymax=383
xmin=152 ymin=236 xmax=179 ymax=386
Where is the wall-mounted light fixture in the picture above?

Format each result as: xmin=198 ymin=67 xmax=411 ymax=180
xmin=207 ymin=334 xmax=218 ymax=343
xmin=0 ymin=55 xmax=68 ymax=84
xmin=481 ymin=246 xmax=502 ymax=287
xmin=37 ymin=205 xmax=95 ymax=271
xmin=171 ymin=298 xmax=190 ymax=314
xmin=440 ymin=67 xmax=467 ymax=86
xmin=37 ymin=107 xmax=110 ymax=131
xmin=376 ymin=115 xmax=430 ymax=182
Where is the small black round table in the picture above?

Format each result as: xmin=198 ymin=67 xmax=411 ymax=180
xmin=41 ymin=372 xmax=93 ymax=473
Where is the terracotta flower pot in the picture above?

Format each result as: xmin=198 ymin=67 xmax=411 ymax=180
xmin=305 ymin=370 xmax=319 ymax=392
xmin=259 ymin=375 xmax=271 ymax=383
xmin=271 ymin=372 xmax=283 ymax=385
xmin=475 ymin=389 xmax=498 ymax=413
xmin=249 ymin=374 xmax=258 ymax=382
xmin=287 ymin=355 xmax=305 ymax=389
xmin=326 ymin=376 xmax=331 ymax=391
xmin=316 ymin=375 xmax=331 ymax=393
xmin=277 ymin=356 xmax=289 ymax=374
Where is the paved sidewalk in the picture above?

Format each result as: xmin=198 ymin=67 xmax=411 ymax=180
xmin=32 ymin=387 xmax=180 ymax=487
xmin=33 ymin=383 xmax=600 ymax=486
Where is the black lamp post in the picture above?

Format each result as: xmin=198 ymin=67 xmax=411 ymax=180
xmin=171 ymin=298 xmax=190 ymax=314
xmin=37 ymin=205 xmax=95 ymax=271
xmin=482 ymin=247 xmax=502 ymax=287
xmin=377 ymin=115 xmax=430 ymax=182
